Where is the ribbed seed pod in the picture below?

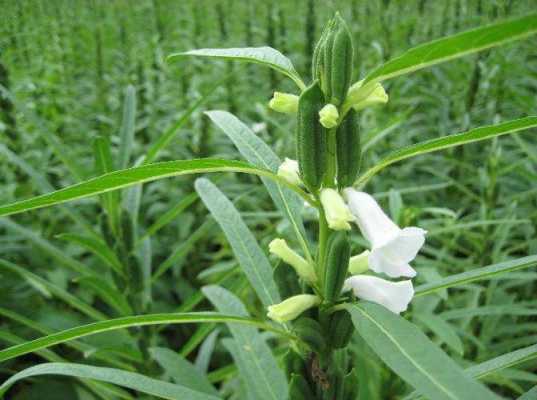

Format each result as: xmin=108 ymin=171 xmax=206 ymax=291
xmin=326 ymin=310 xmax=354 ymax=349
xmin=293 ymin=317 xmax=326 ymax=352
xmin=336 ymin=109 xmax=361 ymax=188
xmin=297 ymin=80 xmax=327 ymax=190
xmin=323 ymin=232 xmax=350 ymax=303
xmin=312 ymin=13 xmax=354 ymax=106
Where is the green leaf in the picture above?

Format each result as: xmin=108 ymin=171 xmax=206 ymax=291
xmin=356 ymin=117 xmax=537 ymax=186
xmin=415 ymin=255 xmax=537 ymax=297
xmin=118 ymin=85 xmax=137 ymax=169
xmin=0 ymin=363 xmax=221 ymax=400
xmin=346 ymin=302 xmax=500 ymax=400
xmin=149 ymin=347 xmax=218 ymax=396
xmin=168 ymin=46 xmax=305 ymax=90
xmin=206 ymin=110 xmax=312 ymax=262
xmin=195 ymin=178 xmax=281 ymax=307
xmin=75 ymin=276 xmax=132 ymax=316
xmin=93 ymin=135 xmax=121 ymax=228
xmin=0 ymin=158 xmax=312 ymax=218
xmin=415 ymin=314 xmax=464 ymax=355
xmin=518 ymin=386 xmax=537 ymax=400
xmin=203 ymin=285 xmax=288 ymax=400
xmin=0 ymin=311 xmax=292 ymax=363
xmin=57 ymin=233 xmax=123 ymax=274
xmin=364 ymin=14 xmax=537 ymax=83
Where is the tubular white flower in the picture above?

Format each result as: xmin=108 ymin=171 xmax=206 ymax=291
xmin=343 ymin=275 xmax=414 ymax=314
xmin=348 ymin=250 xmax=370 ymax=275
xmin=344 ymin=189 xmax=426 ymax=278
xmin=320 ymin=188 xmax=354 ymax=231
xmin=269 ymin=238 xmax=317 ymax=283
xmin=269 ymin=92 xmax=299 ymax=114
xmin=277 ymin=158 xmax=302 ymax=186
xmin=267 ymin=294 xmax=321 ymax=323
xmin=318 ymin=104 xmax=339 ymax=128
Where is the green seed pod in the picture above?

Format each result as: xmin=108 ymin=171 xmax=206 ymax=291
xmin=297 ymin=80 xmax=327 ymax=191
xmin=326 ymin=310 xmax=354 ymax=349
xmin=312 ymin=13 xmax=354 ymax=106
xmin=336 ymin=109 xmax=361 ymax=189
xmin=289 ymin=373 xmax=315 ymax=400
xmin=283 ymin=349 xmax=305 ymax=376
xmin=343 ymin=368 xmax=359 ymax=400
xmin=293 ymin=317 xmax=326 ymax=352
xmin=273 ymin=262 xmax=302 ymax=300
xmin=323 ymin=232 xmax=351 ymax=303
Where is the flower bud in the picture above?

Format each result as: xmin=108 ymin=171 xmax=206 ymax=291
xmin=267 ymin=294 xmax=321 ymax=323
xmin=269 ymin=92 xmax=299 ymax=114
xmin=344 ymin=80 xmax=388 ymax=111
xmin=277 ymin=158 xmax=302 ymax=186
xmin=348 ymin=250 xmax=370 ymax=274
xmin=269 ymin=238 xmax=317 ymax=283
xmin=320 ymin=188 xmax=354 ymax=231
xmin=318 ymin=104 xmax=339 ymax=128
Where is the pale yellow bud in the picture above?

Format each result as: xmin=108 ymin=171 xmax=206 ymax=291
xmin=318 ymin=104 xmax=339 ymax=128
xmin=344 ymin=80 xmax=388 ymax=111
xmin=267 ymin=294 xmax=321 ymax=323
xmin=269 ymin=92 xmax=299 ymax=114
xmin=277 ymin=158 xmax=302 ymax=186
xmin=269 ymin=239 xmax=317 ymax=283
xmin=348 ymin=250 xmax=370 ymax=274
xmin=320 ymin=188 xmax=354 ymax=231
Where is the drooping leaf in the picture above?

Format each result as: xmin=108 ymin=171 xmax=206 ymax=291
xmin=346 ymin=302 xmax=500 ymax=400
xmin=0 ymin=158 xmax=311 ymax=218
xmin=195 ymin=178 xmax=280 ymax=307
xmin=364 ymin=14 xmax=537 ymax=83
xmin=0 ymin=363 xmax=221 ymax=400
xmin=168 ymin=46 xmax=305 ymax=89
xmin=356 ymin=117 xmax=537 ymax=186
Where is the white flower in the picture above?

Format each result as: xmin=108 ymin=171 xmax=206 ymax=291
xmin=269 ymin=92 xmax=299 ymax=114
xmin=344 ymin=275 xmax=414 ymax=314
xmin=269 ymin=238 xmax=317 ymax=283
xmin=267 ymin=294 xmax=321 ymax=323
xmin=277 ymin=158 xmax=302 ymax=186
xmin=344 ymin=189 xmax=426 ymax=278
xmin=320 ymin=188 xmax=354 ymax=231
xmin=318 ymin=104 xmax=339 ymax=128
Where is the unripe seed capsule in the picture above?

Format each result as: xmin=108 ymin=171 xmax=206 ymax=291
xmin=296 ymin=80 xmax=327 ymax=191
xmin=336 ymin=109 xmax=361 ymax=189
xmin=293 ymin=317 xmax=326 ymax=352
xmin=323 ymin=231 xmax=351 ymax=302
xmin=326 ymin=309 xmax=354 ymax=349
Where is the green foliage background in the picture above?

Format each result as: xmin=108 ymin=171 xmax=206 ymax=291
xmin=1 ymin=0 xmax=537 ymax=399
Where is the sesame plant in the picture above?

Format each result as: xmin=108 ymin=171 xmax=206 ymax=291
xmin=1 ymin=6 xmax=537 ymax=400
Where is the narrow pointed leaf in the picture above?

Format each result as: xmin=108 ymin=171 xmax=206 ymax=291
xmin=356 ymin=117 xmax=537 ymax=186
xmin=168 ymin=46 xmax=305 ymax=89
xmin=0 ymin=363 xmax=221 ymax=400
xmin=364 ymin=14 xmax=537 ymax=83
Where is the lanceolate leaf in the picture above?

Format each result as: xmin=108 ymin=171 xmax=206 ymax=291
xmin=0 ymin=159 xmax=312 ymax=218
xmin=364 ymin=13 xmax=537 ymax=83
xmin=196 ymin=178 xmax=281 ymax=307
xmin=415 ymin=255 xmax=537 ymax=297
xmin=168 ymin=46 xmax=306 ymax=89
xmin=206 ymin=110 xmax=312 ymax=262
xmin=346 ymin=302 xmax=501 ymax=400
xmin=0 ymin=363 xmax=221 ymax=400
xmin=0 ymin=312 xmax=293 ymax=363
xmin=356 ymin=117 xmax=537 ymax=186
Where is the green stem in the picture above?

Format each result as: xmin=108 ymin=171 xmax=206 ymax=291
xmin=317 ymin=208 xmax=329 ymax=297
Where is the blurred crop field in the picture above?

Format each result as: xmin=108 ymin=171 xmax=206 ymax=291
xmin=1 ymin=1 xmax=537 ymax=399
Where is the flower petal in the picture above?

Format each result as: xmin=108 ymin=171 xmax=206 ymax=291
xmin=344 ymin=275 xmax=414 ymax=314
xmin=369 ymin=248 xmax=417 ymax=278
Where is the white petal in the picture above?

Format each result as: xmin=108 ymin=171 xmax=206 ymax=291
xmin=369 ymin=249 xmax=416 ymax=278
xmin=343 ymin=189 xmax=399 ymax=247
xmin=344 ymin=275 xmax=414 ymax=314
xmin=379 ymin=227 xmax=427 ymax=264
